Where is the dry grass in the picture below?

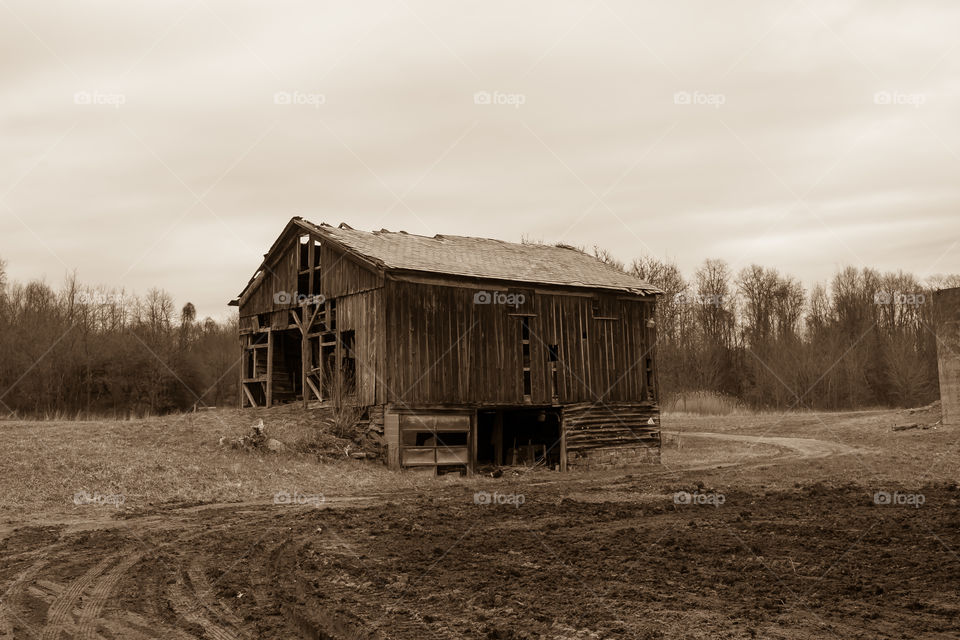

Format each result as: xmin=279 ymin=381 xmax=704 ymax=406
xmin=662 ymin=391 xmax=746 ymax=416
xmin=0 ymin=404 xmax=446 ymax=519
xmin=2 ymin=402 xmax=954 ymax=522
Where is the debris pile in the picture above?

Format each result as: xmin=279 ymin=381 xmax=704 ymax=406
xmin=893 ymin=400 xmax=943 ymax=431
xmin=219 ymin=419 xmax=287 ymax=452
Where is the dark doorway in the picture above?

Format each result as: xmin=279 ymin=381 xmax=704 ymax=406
xmin=272 ymin=329 xmax=303 ymax=403
xmin=476 ymin=407 xmax=561 ymax=468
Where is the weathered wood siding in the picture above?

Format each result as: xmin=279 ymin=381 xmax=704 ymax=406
xmin=336 ymin=288 xmax=385 ymax=406
xmin=563 ymin=401 xmax=660 ymax=469
xmin=383 ymin=279 xmax=658 ymax=406
xmin=239 ymin=234 xmax=299 ymax=318
xmin=320 ymin=245 xmax=383 ymax=298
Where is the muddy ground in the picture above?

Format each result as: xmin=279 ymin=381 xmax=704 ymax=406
xmin=1 ymin=409 xmax=958 ymax=639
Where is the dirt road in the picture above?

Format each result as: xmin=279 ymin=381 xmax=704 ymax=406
xmin=685 ymin=431 xmax=861 ymax=460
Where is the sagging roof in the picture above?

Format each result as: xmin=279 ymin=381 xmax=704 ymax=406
xmin=301 ymin=219 xmax=660 ymax=295
xmin=231 ymin=218 xmax=661 ymax=305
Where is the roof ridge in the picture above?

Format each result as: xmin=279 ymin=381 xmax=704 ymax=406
xmin=292 ymin=217 xmax=661 ymax=294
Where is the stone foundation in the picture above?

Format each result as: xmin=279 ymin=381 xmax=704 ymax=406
xmin=567 ymin=444 xmax=661 ymax=470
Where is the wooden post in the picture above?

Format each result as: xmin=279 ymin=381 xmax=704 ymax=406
xmin=302 ymin=328 xmax=309 ymax=408
xmin=468 ymin=411 xmax=477 ymax=477
xmin=334 ymin=326 xmax=341 ymax=410
xmin=266 ymin=328 xmax=274 ymax=408
xmin=559 ymin=408 xmax=567 ymax=472
xmin=293 ymin=307 xmax=309 ymax=408
xmin=307 ymin=236 xmax=315 ymax=299
xmin=493 ymin=411 xmax=504 ymax=466
xmin=239 ymin=335 xmax=245 ymax=409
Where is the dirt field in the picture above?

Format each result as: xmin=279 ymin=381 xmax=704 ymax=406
xmin=1 ymin=405 xmax=958 ymax=639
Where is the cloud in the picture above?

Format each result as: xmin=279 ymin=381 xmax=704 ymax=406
xmin=0 ymin=0 xmax=958 ymax=318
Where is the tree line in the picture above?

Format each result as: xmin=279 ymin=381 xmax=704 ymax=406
xmin=1 ymin=251 xmax=956 ymax=418
xmin=0 ymin=259 xmax=238 ymax=418
xmin=623 ymin=254 xmax=959 ymax=410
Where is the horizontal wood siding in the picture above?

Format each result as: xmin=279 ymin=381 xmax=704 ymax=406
xmin=563 ymin=401 xmax=661 ymax=469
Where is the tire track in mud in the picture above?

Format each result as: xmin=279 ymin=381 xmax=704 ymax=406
xmin=74 ymin=552 xmax=144 ymax=639
xmin=263 ymin=528 xmax=459 ymax=640
xmin=166 ymin=578 xmax=244 ymax=640
xmin=155 ymin=522 xmax=256 ymax=640
xmin=186 ymin=565 xmax=249 ymax=632
xmin=0 ymin=558 xmax=49 ymax=640
xmin=40 ymin=556 xmax=113 ymax=640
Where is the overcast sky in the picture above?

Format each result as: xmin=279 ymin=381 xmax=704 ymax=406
xmin=2 ymin=0 xmax=958 ymax=319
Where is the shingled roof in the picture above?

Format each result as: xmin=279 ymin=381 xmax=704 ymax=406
xmin=300 ymin=219 xmax=660 ymax=296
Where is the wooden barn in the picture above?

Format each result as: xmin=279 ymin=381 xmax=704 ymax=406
xmin=230 ymin=218 xmax=664 ymax=473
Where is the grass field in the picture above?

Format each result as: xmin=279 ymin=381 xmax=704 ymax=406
xmin=0 ymin=403 xmax=957 ymax=639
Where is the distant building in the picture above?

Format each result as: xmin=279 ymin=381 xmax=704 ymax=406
xmin=934 ymin=287 xmax=960 ymax=426
xmin=230 ymin=218 xmax=663 ymax=473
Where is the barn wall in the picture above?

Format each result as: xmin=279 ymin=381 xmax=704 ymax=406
xmin=238 ymin=228 xmax=387 ymax=408
xmin=336 ymin=288 xmax=385 ymax=406
xmin=320 ymin=244 xmax=384 ymax=298
xmin=563 ymin=402 xmax=660 ymax=469
xmin=935 ymin=287 xmax=960 ymax=426
xmin=238 ymin=234 xmax=300 ymax=319
xmin=383 ymin=279 xmax=658 ymax=407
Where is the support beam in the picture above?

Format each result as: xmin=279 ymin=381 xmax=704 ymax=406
xmin=305 ymin=375 xmax=322 ymax=403
xmin=300 ymin=310 xmax=309 ymax=408
xmin=266 ymin=329 xmax=274 ymax=408
xmin=307 ymin=236 xmax=315 ymax=299
xmin=239 ymin=335 xmax=246 ymax=409
xmin=242 ymin=382 xmax=258 ymax=408
xmin=290 ymin=309 xmax=304 ymax=333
